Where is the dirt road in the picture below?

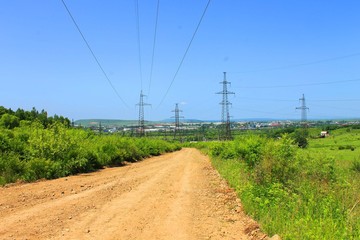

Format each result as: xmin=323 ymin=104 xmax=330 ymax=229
xmin=0 ymin=148 xmax=266 ymax=240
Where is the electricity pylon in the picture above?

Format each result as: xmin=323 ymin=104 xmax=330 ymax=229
xmin=171 ymin=103 xmax=184 ymax=140
xmin=216 ymin=72 xmax=235 ymax=140
xmin=296 ymin=93 xmax=309 ymax=127
xmin=136 ymin=90 xmax=151 ymax=137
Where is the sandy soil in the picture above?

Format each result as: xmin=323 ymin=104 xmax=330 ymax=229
xmin=0 ymin=148 xmax=267 ymax=240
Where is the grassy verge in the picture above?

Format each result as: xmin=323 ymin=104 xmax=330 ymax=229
xmin=192 ymin=134 xmax=360 ymax=239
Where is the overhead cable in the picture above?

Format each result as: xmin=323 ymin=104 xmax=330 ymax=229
xmin=231 ymin=52 xmax=360 ymax=74
xmin=147 ymin=0 xmax=160 ymax=97
xmin=157 ymin=0 xmax=211 ymax=108
xmin=134 ymin=0 xmax=143 ymax=90
xmin=238 ymin=78 xmax=360 ymax=89
xmin=238 ymin=97 xmax=360 ymax=102
xmin=60 ymin=0 xmax=128 ymax=108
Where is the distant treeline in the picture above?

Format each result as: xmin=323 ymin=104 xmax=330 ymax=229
xmin=0 ymin=106 xmax=70 ymax=129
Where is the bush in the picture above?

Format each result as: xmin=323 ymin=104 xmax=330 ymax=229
xmin=23 ymin=158 xmax=55 ymax=181
xmin=293 ymin=129 xmax=309 ymax=148
xmin=0 ymin=154 xmax=25 ymax=184
xmin=235 ymin=135 xmax=265 ymax=168
xmin=65 ymin=157 xmax=93 ymax=175
xmin=0 ymin=122 xmax=181 ymax=185
xmin=0 ymin=131 xmax=11 ymax=152
xmin=254 ymin=135 xmax=299 ymax=185
xmin=210 ymin=142 xmax=226 ymax=157
xmin=338 ymin=145 xmax=356 ymax=151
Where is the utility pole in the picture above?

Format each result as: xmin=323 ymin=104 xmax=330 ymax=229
xmin=216 ymin=72 xmax=235 ymax=140
xmin=296 ymin=93 xmax=309 ymax=127
xmin=136 ymin=90 xmax=151 ymax=137
xmin=171 ymin=103 xmax=184 ymax=140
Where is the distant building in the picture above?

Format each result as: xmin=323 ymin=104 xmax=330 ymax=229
xmin=320 ymin=131 xmax=330 ymax=138
xmin=269 ymin=122 xmax=282 ymax=128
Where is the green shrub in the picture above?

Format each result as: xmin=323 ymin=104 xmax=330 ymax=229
xmin=253 ymin=135 xmax=299 ymax=185
xmin=0 ymin=122 xmax=180 ymax=185
xmin=210 ymin=142 xmax=226 ymax=157
xmin=23 ymin=158 xmax=55 ymax=181
xmin=338 ymin=145 xmax=356 ymax=151
xmin=0 ymin=154 xmax=25 ymax=184
xmin=0 ymin=106 xmax=181 ymax=185
xmin=0 ymin=131 xmax=11 ymax=152
xmin=235 ymin=135 xmax=265 ymax=168
xmin=65 ymin=157 xmax=93 ymax=175
xmin=293 ymin=129 xmax=309 ymax=148
xmin=220 ymin=143 xmax=237 ymax=159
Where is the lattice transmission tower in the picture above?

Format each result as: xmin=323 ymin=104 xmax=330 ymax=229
xmin=171 ymin=103 xmax=184 ymax=140
xmin=136 ymin=90 xmax=151 ymax=137
xmin=296 ymin=93 xmax=309 ymax=127
xmin=216 ymin=72 xmax=235 ymax=140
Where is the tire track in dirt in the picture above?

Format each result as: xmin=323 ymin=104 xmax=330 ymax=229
xmin=0 ymin=148 xmax=267 ymax=240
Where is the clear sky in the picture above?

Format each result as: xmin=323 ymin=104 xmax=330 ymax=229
xmin=1 ymin=0 xmax=359 ymax=121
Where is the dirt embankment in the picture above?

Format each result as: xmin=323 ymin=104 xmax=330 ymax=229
xmin=0 ymin=148 xmax=268 ymax=240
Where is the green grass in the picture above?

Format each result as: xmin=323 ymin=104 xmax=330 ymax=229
xmin=192 ymin=130 xmax=360 ymax=239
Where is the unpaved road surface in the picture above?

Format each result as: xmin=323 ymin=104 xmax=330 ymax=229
xmin=0 ymin=148 xmax=266 ymax=240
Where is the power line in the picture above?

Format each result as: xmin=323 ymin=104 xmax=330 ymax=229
xmin=60 ymin=0 xmax=128 ymax=108
xmin=147 ymin=0 xmax=160 ymax=97
xmin=311 ymin=99 xmax=360 ymax=102
xmin=238 ymin=77 xmax=360 ymax=89
xmin=134 ymin=0 xmax=143 ymax=90
xmin=310 ymin=103 xmax=360 ymax=113
xmin=157 ymin=0 xmax=211 ymax=107
xmin=238 ymin=97 xmax=360 ymax=102
xmin=231 ymin=52 xmax=360 ymax=74
xmin=232 ymin=106 xmax=299 ymax=118
xmin=238 ymin=97 xmax=297 ymax=102
xmin=232 ymin=98 xmax=360 ymax=120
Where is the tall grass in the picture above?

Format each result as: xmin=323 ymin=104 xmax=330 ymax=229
xmin=193 ymin=134 xmax=360 ymax=239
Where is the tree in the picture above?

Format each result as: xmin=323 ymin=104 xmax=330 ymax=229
xmin=30 ymin=107 xmax=39 ymax=121
xmin=0 ymin=106 xmax=8 ymax=117
xmin=0 ymin=114 xmax=20 ymax=129
xmin=38 ymin=109 xmax=48 ymax=126
xmin=293 ymin=129 xmax=308 ymax=148
xmin=15 ymin=108 xmax=24 ymax=120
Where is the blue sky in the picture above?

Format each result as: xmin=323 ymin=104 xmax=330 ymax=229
xmin=1 ymin=0 xmax=359 ymax=121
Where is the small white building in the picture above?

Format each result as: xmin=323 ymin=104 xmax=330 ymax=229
xmin=320 ymin=131 xmax=330 ymax=138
